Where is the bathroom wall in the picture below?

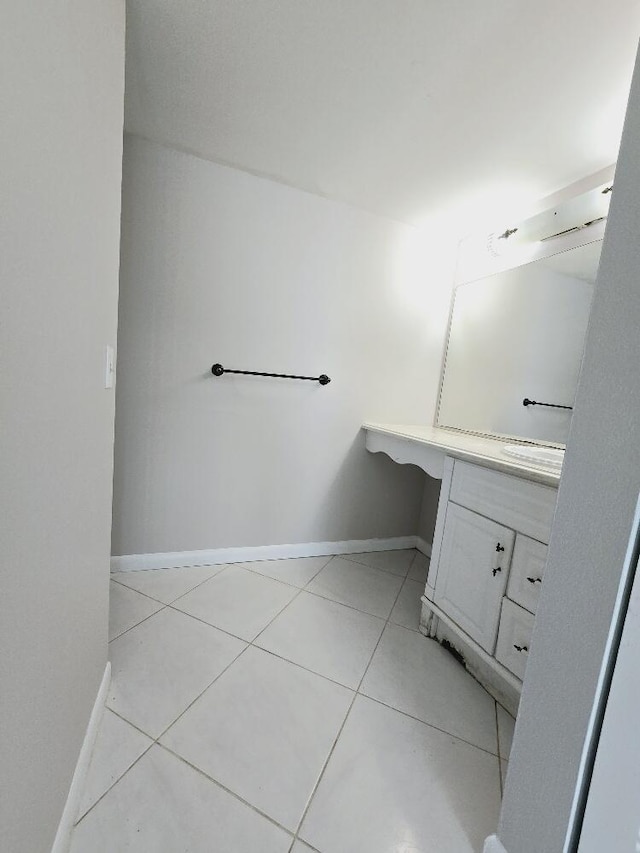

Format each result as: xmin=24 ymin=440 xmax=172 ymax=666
xmin=498 ymin=43 xmax=640 ymax=852
xmin=112 ymin=136 xmax=452 ymax=558
xmin=417 ymin=479 xmax=440 ymax=545
xmin=0 ymin=3 xmax=124 ymax=851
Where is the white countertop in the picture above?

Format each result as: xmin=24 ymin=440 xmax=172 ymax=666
xmin=362 ymin=422 xmax=561 ymax=487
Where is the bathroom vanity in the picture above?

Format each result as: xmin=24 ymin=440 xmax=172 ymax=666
xmin=364 ymin=423 xmax=559 ymax=715
xmin=363 ymin=175 xmax=612 ymax=714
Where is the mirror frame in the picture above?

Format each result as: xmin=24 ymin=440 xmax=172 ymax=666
xmin=435 ymin=222 xmax=607 ymax=447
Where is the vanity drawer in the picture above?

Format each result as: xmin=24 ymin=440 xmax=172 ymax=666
xmin=495 ymin=598 xmax=535 ymax=682
xmin=506 ymin=535 xmax=547 ymax=615
xmin=449 ymin=460 xmax=556 ymax=543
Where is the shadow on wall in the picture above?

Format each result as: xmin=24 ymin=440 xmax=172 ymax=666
xmin=313 ymin=430 xmax=426 ymax=543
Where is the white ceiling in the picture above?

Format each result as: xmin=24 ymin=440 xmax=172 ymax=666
xmin=125 ymin=0 xmax=640 ymax=227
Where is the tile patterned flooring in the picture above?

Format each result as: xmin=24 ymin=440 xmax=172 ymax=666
xmin=70 ymin=549 xmax=515 ymax=852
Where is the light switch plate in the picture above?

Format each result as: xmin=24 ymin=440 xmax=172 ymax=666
xmin=104 ymin=345 xmax=115 ymax=389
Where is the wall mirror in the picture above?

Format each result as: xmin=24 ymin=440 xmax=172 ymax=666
xmin=436 ymin=238 xmax=602 ymax=446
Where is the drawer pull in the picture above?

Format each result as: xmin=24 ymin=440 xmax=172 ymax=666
xmin=496 ymin=543 xmax=505 ymax=552
xmin=513 ymin=644 xmax=529 ymax=653
xmin=526 ymin=576 xmax=542 ymax=585
xmin=492 ymin=566 xmax=502 ymax=577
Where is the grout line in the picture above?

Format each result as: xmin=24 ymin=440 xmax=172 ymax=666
xmin=164 ymin=567 xmax=230 ymax=603
xmin=288 ymin=566 xmax=408 ymax=849
xmin=112 ymin=564 xmax=230 ymax=606
xmin=332 ymin=552 xmax=411 ymax=580
xmin=356 ymin=691 xmax=500 ymax=759
xmin=153 ymin=643 xmax=252 ymax=743
xmin=99 ymin=548 xmax=492 ymax=847
xmin=109 ymin=576 xmax=165 ymax=603
xmin=106 ymin=707 xmax=157 ymax=739
xmin=239 ymin=554 xmax=334 ymax=587
xmin=166 ymin=604 xmax=257 ymax=644
xmin=78 ymin=641 xmax=257 ymax=827
xmin=301 ymin=584 xmax=399 ymax=621
xmin=73 ymin=741 xmax=155 ymax=825
xmin=154 ymin=576 xmax=317 ymax=745
xmin=288 ymin=836 xmax=322 ymax=853
xmin=249 ymin=589 xmax=307 ymax=645
xmin=167 ymin=578 xmax=308 ymax=646
xmin=250 ymin=643 xmax=358 ymax=693
xmin=157 ymin=743 xmax=296 ymax=839
xmin=78 ymin=641 xmax=252 ymax=834
xmin=108 ymin=603 xmax=167 ymax=644
xmin=380 ymin=621 xmax=504 ymax=747
xmin=169 ymin=564 xmax=237 ymax=606
xmin=338 ymin=552 xmax=413 ymax=579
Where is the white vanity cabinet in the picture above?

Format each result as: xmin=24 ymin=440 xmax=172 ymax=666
xmin=423 ymin=458 xmax=557 ymax=714
xmin=361 ymin=423 xmax=560 ymax=715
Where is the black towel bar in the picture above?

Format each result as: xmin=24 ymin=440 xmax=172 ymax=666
xmin=211 ymin=363 xmax=331 ymax=385
xmin=522 ymin=398 xmax=573 ymax=411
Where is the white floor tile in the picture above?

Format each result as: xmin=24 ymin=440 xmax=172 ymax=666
xmin=111 ymin=564 xmax=226 ymax=604
xmin=108 ymin=581 xmax=163 ymax=641
xmin=344 ymin=548 xmax=415 ymax=577
xmin=237 ymin=555 xmax=331 ymax=587
xmin=306 ymin=557 xmax=403 ymax=619
xmin=291 ymin=842 xmax=317 ymax=852
xmin=497 ymin=704 xmax=516 ymax=760
xmin=161 ymin=647 xmax=353 ymax=831
xmin=172 ymin=566 xmax=298 ymax=640
xmin=360 ymin=623 xmax=498 ymax=754
xmin=255 ymin=591 xmax=385 ymax=688
xmin=300 ymin=695 xmax=501 ymax=853
xmin=408 ymin=550 xmax=430 ymax=583
xmin=70 ymin=746 xmax=291 ymax=853
xmin=108 ymin=608 xmax=246 ymax=737
xmin=501 ymin=759 xmax=509 ymax=792
xmin=76 ymin=709 xmax=152 ymax=822
xmin=389 ymin=578 xmax=424 ymax=631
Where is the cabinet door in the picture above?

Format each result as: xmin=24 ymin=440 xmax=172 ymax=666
xmin=495 ymin=598 xmax=535 ymax=682
xmin=434 ymin=503 xmax=515 ymax=653
xmin=506 ymin=534 xmax=547 ymax=615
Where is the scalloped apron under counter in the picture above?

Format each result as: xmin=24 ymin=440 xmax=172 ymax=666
xmin=362 ymin=422 xmax=561 ymax=488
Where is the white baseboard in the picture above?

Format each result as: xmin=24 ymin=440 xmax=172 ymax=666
xmin=50 ymin=662 xmax=111 ymax=853
xmin=111 ymin=535 xmax=429 ymax=572
xmin=415 ymin=537 xmax=433 ymax=558
xmin=483 ymin=834 xmax=508 ymax=853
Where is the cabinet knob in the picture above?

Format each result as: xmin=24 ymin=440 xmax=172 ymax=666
xmin=513 ymin=644 xmax=529 ymax=653
xmin=496 ymin=543 xmax=505 ymax=552
xmin=526 ymin=576 xmax=542 ymax=584
xmin=492 ymin=566 xmax=502 ymax=576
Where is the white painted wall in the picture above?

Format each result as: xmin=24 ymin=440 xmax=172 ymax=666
xmin=418 ymin=478 xmax=439 ymax=546
xmin=112 ymin=136 xmax=453 ymax=558
xmin=497 ymin=42 xmax=640 ymax=853
xmin=0 ymin=4 xmax=124 ymax=851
